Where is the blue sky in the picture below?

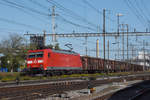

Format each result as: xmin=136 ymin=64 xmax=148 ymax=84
xmin=0 ymin=0 xmax=150 ymax=59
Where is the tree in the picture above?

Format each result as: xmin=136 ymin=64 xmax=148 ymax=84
xmin=55 ymin=43 xmax=60 ymax=50
xmin=0 ymin=34 xmax=27 ymax=72
xmin=46 ymin=43 xmax=60 ymax=50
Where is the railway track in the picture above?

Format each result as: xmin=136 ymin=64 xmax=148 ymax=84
xmin=129 ymin=88 xmax=150 ymax=100
xmin=0 ymin=74 xmax=150 ymax=100
xmin=107 ymin=80 xmax=150 ymax=100
xmin=93 ymin=93 xmax=114 ymax=100
xmin=0 ymin=77 xmax=82 ymax=87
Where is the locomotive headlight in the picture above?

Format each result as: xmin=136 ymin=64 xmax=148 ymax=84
xmin=27 ymin=61 xmax=32 ymax=64
xmin=38 ymin=60 xmax=43 ymax=63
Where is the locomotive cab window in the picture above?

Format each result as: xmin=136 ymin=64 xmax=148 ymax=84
xmin=28 ymin=54 xmax=35 ymax=58
xmin=28 ymin=52 xmax=43 ymax=58
xmin=37 ymin=53 xmax=43 ymax=58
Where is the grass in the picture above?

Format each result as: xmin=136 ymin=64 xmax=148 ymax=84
xmin=0 ymin=72 xmax=19 ymax=82
xmin=0 ymin=71 xmax=148 ymax=82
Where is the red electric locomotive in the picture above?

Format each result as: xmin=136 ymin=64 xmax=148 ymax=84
xmin=27 ymin=49 xmax=82 ymax=75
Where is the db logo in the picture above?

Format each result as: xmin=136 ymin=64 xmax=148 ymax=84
xmin=34 ymin=59 xmax=37 ymax=63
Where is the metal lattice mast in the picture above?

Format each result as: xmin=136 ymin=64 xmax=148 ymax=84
xmin=50 ymin=6 xmax=58 ymax=45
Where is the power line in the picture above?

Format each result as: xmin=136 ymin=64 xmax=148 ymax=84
xmin=28 ymin=0 xmax=49 ymax=10
xmin=72 ymin=37 xmax=97 ymax=44
xmin=56 ymin=10 xmax=97 ymax=31
xmin=57 ymin=15 xmax=96 ymax=31
xmin=26 ymin=0 xmax=98 ymax=31
xmin=127 ymin=0 xmax=145 ymax=23
xmin=0 ymin=27 xmax=25 ymax=32
xmin=124 ymin=0 xmax=146 ymax=26
xmin=0 ymin=17 xmax=42 ymax=31
xmin=2 ymin=0 xmax=49 ymax=17
xmin=140 ymin=0 xmax=150 ymax=29
xmin=140 ymin=0 xmax=150 ymax=17
xmin=69 ymin=0 xmax=85 ymax=8
xmin=2 ymin=0 xmax=86 ymax=32
xmin=0 ymin=1 xmax=49 ymax=23
xmin=134 ymin=0 xmax=149 ymax=24
xmin=83 ymin=0 xmax=115 ymax=23
xmin=46 ymin=0 xmax=98 ymax=29
xmin=46 ymin=0 xmax=98 ymax=31
xmin=82 ymin=0 xmax=100 ymax=14
xmin=1 ymin=0 xmax=97 ymax=32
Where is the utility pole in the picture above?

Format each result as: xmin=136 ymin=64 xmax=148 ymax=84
xmin=117 ymin=14 xmax=120 ymax=36
xmin=103 ymin=8 xmax=106 ymax=72
xmin=118 ymin=42 xmax=120 ymax=60
xmin=143 ymin=40 xmax=146 ymax=71
xmin=131 ymin=44 xmax=134 ymax=61
xmin=96 ymin=39 xmax=99 ymax=58
xmin=107 ymin=40 xmax=109 ymax=60
xmin=50 ymin=6 xmax=58 ymax=46
xmin=116 ymin=13 xmax=123 ymax=60
xmin=126 ymin=24 xmax=129 ymax=60
xmin=107 ymin=40 xmax=109 ymax=72
xmin=121 ymin=24 xmax=125 ymax=60
xmin=43 ymin=30 xmax=46 ymax=47
xmin=85 ymin=36 xmax=88 ymax=56
xmin=117 ymin=13 xmax=123 ymax=36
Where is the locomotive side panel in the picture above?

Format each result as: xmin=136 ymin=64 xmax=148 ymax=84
xmin=46 ymin=50 xmax=82 ymax=70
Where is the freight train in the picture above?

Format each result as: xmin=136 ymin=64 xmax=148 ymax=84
xmin=26 ymin=49 xmax=143 ymax=75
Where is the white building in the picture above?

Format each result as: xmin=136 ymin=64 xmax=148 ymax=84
xmin=132 ymin=51 xmax=150 ymax=67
